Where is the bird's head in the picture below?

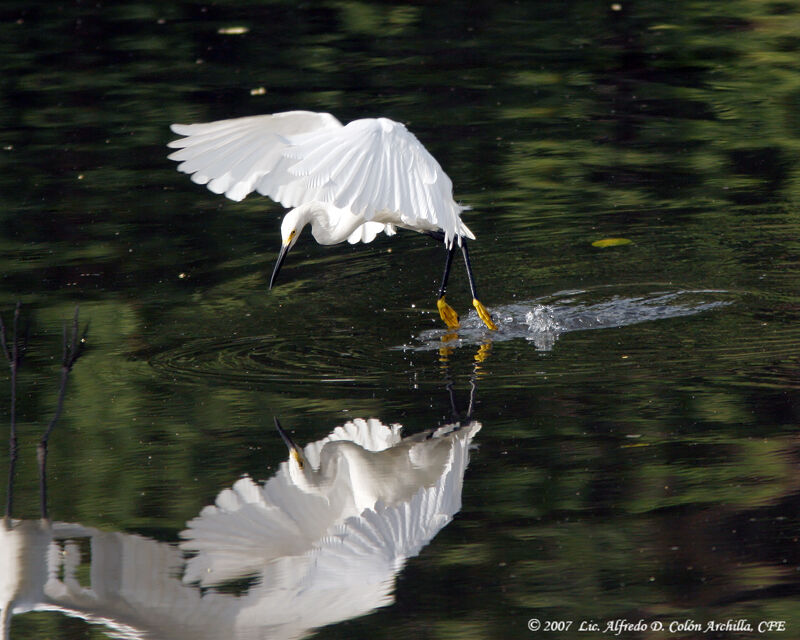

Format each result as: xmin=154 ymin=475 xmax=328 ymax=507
xmin=274 ymin=417 xmax=327 ymax=495
xmin=274 ymin=416 xmax=305 ymax=468
xmin=269 ymin=209 xmax=308 ymax=289
xmin=274 ymin=417 xmax=314 ymax=491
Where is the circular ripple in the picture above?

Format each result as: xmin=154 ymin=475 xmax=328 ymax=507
xmin=150 ymin=334 xmax=401 ymax=388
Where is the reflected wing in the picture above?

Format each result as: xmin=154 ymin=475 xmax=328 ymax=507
xmin=180 ymin=475 xmax=333 ymax=586
xmin=167 ymin=111 xmax=342 ymax=202
xmin=305 ymin=422 xmax=482 ymax=589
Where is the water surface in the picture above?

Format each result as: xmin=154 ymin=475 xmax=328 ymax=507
xmin=2 ymin=1 xmax=800 ymax=638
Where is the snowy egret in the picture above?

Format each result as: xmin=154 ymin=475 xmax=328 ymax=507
xmin=182 ymin=417 xmax=478 ymax=585
xmin=167 ymin=111 xmax=497 ymax=330
xmin=2 ymin=417 xmax=479 ymax=639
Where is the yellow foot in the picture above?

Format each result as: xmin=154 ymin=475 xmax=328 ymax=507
xmin=439 ymin=334 xmax=458 ymax=363
xmin=473 ymin=298 xmax=498 ymax=331
xmin=474 ymin=340 xmax=492 ymax=363
xmin=437 ymin=297 xmax=460 ymax=329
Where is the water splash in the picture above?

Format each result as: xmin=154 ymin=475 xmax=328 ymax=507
xmin=524 ymin=305 xmax=561 ymax=350
xmin=405 ymin=288 xmax=735 ymax=352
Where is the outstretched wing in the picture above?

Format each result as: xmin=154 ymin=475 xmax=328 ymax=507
xmin=169 ymin=113 xmax=474 ymax=246
xmin=276 ymin=118 xmax=472 ymax=246
xmin=167 ymin=111 xmax=343 ymax=202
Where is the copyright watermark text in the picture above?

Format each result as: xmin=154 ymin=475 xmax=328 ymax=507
xmin=526 ymin=618 xmax=787 ymax=634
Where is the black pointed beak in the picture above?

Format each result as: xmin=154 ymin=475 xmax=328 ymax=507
xmin=269 ymin=243 xmax=290 ymax=290
xmin=274 ymin=417 xmax=296 ymax=450
xmin=274 ymin=417 xmax=304 ymax=468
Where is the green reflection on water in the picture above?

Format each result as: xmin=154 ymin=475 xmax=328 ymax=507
xmin=1 ymin=0 xmax=800 ymax=638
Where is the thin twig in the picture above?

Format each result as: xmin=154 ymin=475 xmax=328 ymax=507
xmin=0 ymin=312 xmax=9 ymax=363
xmin=3 ymin=303 xmax=24 ymax=521
xmin=38 ymin=306 xmax=88 ymax=521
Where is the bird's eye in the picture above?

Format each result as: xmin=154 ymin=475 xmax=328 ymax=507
xmin=288 ymin=230 xmax=296 ymax=242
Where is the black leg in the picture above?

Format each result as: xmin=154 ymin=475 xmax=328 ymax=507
xmin=428 ymin=232 xmax=495 ymax=329
xmin=438 ymin=244 xmax=456 ymax=300
xmin=436 ymin=243 xmax=460 ymax=328
xmin=460 ymin=239 xmax=497 ymax=330
xmin=460 ymin=239 xmax=479 ymax=300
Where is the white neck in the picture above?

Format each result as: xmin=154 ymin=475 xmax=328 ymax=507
xmin=285 ymin=202 xmax=365 ymax=246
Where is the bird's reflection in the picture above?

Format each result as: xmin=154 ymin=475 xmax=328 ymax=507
xmin=0 ymin=419 xmax=480 ymax=639
xmin=1 ymin=418 xmax=479 ymax=639
xmin=181 ymin=417 xmax=480 ymax=592
xmin=0 ymin=306 xmax=483 ymax=638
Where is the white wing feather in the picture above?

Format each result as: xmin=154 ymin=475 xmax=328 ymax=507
xmin=169 ymin=112 xmax=474 ymax=246
xmin=168 ymin=111 xmax=342 ymax=203
xmin=279 ymin=118 xmax=471 ymax=244
xmin=347 ymin=222 xmax=396 ymax=245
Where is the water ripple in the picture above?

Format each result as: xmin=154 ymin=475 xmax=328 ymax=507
xmin=150 ymin=334 xmax=398 ymax=387
xmin=150 ymin=287 xmax=742 ymax=389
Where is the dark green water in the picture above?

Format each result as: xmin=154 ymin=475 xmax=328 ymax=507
xmin=2 ymin=2 xmax=800 ymax=638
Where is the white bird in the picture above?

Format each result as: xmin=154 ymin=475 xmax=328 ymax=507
xmin=167 ymin=111 xmax=497 ymax=330
xmin=1 ymin=418 xmax=480 ymax=640
xmin=181 ymin=417 xmax=480 ymax=587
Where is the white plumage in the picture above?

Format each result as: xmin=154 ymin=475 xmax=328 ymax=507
xmin=1 ymin=418 xmax=480 ymax=639
xmin=180 ymin=418 xmax=479 ymax=588
xmin=168 ymin=111 xmax=474 ymax=247
xmin=168 ymin=110 xmax=498 ymax=331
